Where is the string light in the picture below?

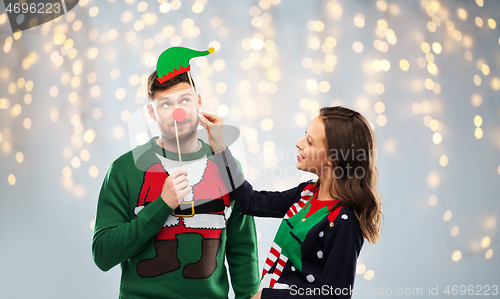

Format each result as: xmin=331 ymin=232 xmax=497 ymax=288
xmin=363 ymin=270 xmax=375 ymax=280
xmin=452 ymin=250 xmax=462 ymax=262
xmin=428 ymin=195 xmax=438 ymax=207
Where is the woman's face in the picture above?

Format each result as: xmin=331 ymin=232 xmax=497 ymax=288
xmin=295 ymin=116 xmax=332 ymax=176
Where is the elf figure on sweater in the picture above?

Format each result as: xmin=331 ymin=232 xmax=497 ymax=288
xmin=92 ymin=47 xmax=259 ymax=299
xmin=134 ymin=151 xmax=232 ymax=278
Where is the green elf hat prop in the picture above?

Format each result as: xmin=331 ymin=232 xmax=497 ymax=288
xmin=156 ymin=46 xmax=214 ymax=83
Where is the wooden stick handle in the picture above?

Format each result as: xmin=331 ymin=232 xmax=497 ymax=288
xmin=174 ymin=120 xmax=183 ymax=169
xmin=187 ymin=71 xmax=200 ymax=114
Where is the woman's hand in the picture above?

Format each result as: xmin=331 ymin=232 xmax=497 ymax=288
xmin=250 ymin=290 xmax=262 ymax=299
xmin=198 ymin=112 xmax=226 ymax=153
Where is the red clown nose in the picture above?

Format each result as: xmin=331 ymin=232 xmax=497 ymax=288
xmin=173 ymin=108 xmax=186 ymax=122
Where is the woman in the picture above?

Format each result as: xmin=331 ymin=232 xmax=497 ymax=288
xmin=200 ymin=106 xmax=383 ymax=299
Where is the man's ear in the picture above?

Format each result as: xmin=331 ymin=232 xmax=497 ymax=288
xmin=147 ymin=103 xmax=156 ymax=121
xmin=197 ymin=94 xmax=202 ymax=109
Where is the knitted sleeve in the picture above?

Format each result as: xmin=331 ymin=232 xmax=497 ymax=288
xmin=225 ymin=201 xmax=260 ymax=298
xmin=212 ymin=147 xmax=310 ymax=218
xmin=92 ymin=163 xmax=173 ymax=271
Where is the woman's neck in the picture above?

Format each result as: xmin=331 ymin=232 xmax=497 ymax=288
xmin=317 ymin=177 xmax=340 ymax=201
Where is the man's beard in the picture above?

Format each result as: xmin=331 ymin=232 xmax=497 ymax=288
xmin=163 ymin=119 xmax=198 ymax=142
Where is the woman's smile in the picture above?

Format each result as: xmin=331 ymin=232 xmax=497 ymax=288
xmin=297 ymin=152 xmax=305 ymax=161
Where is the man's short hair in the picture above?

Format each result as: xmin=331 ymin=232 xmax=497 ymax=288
xmin=147 ymin=71 xmax=196 ymax=101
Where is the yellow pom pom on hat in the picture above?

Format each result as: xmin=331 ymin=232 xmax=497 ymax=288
xmin=156 ymin=46 xmax=215 ymax=83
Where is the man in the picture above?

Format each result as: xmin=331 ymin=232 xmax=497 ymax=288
xmin=92 ymin=62 xmax=260 ymax=297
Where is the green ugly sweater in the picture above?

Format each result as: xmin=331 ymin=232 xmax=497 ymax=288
xmin=92 ymin=137 xmax=259 ymax=298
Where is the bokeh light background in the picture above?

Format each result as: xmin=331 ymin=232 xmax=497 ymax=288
xmin=1 ymin=0 xmax=499 ymax=298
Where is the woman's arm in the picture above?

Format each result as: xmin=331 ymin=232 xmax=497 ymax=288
xmin=199 ymin=111 xmax=311 ymax=217
xmin=213 ymin=147 xmax=310 ymax=218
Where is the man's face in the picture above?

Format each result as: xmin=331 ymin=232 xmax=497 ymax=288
xmin=148 ymin=82 xmax=201 ymax=142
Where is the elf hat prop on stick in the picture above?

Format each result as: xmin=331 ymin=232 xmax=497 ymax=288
xmin=156 ymin=46 xmax=214 ymax=83
xmin=155 ymin=46 xmax=213 ymax=168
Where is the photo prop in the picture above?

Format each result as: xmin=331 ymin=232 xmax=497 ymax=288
xmin=156 ymin=46 xmax=214 ymax=113
xmin=156 ymin=46 xmax=214 ymax=83
xmin=155 ymin=46 xmax=214 ymax=168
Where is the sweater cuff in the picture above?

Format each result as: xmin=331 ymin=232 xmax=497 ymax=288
xmin=212 ymin=147 xmax=245 ymax=192
xmin=143 ymin=195 xmax=174 ymax=227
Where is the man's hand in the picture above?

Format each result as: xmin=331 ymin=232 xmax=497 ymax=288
xmin=160 ymin=168 xmax=191 ymax=209
xmin=250 ymin=290 xmax=262 ymax=299
xmin=198 ymin=112 xmax=227 ymax=154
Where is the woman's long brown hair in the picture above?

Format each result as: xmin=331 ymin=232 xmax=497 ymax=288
xmin=315 ymin=106 xmax=383 ymax=244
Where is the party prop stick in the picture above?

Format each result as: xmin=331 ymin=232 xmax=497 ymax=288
xmin=173 ymin=121 xmax=182 ymax=169
xmin=173 ymin=108 xmax=187 ymax=169
xmin=187 ymin=71 xmax=200 ymax=113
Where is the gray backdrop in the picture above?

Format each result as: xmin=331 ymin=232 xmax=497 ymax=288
xmin=0 ymin=0 xmax=499 ymax=298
